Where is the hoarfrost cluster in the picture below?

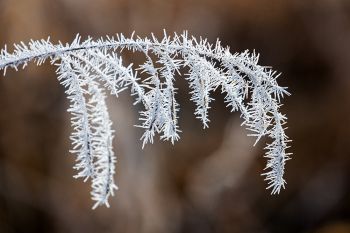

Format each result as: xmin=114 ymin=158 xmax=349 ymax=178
xmin=0 ymin=31 xmax=291 ymax=209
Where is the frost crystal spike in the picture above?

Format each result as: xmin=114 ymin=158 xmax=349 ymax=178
xmin=0 ymin=31 xmax=291 ymax=208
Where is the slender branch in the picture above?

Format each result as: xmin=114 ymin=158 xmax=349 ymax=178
xmin=0 ymin=32 xmax=291 ymax=208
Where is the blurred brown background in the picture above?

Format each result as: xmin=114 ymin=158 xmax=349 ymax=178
xmin=1 ymin=0 xmax=350 ymax=232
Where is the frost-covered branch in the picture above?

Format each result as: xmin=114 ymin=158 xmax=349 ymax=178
xmin=0 ymin=31 xmax=291 ymax=208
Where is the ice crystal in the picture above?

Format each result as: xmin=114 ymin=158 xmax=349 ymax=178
xmin=0 ymin=31 xmax=291 ymax=208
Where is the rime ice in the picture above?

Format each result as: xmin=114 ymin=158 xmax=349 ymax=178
xmin=0 ymin=31 xmax=291 ymax=208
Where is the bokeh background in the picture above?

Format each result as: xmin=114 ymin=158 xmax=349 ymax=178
xmin=1 ymin=0 xmax=350 ymax=232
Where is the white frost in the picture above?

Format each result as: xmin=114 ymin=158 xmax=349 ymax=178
xmin=0 ymin=31 xmax=291 ymax=208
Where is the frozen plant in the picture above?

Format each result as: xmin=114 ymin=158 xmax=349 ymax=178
xmin=0 ymin=31 xmax=291 ymax=209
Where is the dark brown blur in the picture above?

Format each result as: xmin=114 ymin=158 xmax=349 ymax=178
xmin=1 ymin=0 xmax=350 ymax=233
